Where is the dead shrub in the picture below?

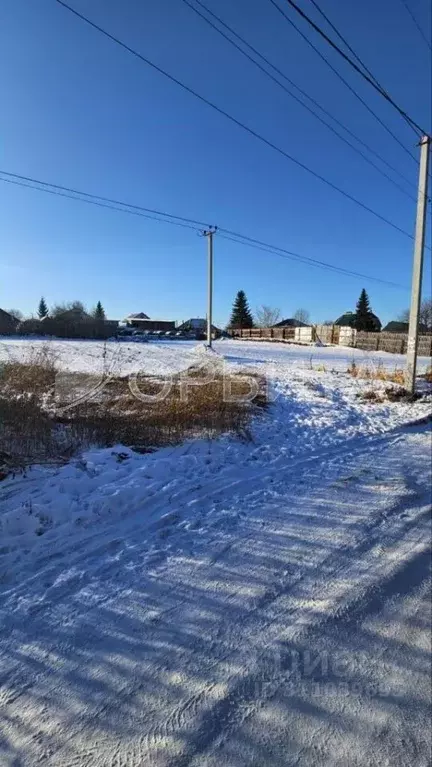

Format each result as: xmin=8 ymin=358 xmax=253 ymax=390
xmin=347 ymin=361 xmax=405 ymax=385
xmin=0 ymin=360 xmax=267 ymax=472
xmin=358 ymin=385 xmax=420 ymax=404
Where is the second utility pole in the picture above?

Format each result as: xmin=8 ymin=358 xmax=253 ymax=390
xmin=204 ymin=226 xmax=217 ymax=347
xmin=405 ymin=135 xmax=431 ymax=394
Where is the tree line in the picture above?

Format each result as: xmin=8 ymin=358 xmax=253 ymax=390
xmin=229 ymin=291 xmax=311 ymax=329
xmin=8 ymin=298 xmax=106 ymax=322
xmin=228 ymin=288 xmax=432 ymax=332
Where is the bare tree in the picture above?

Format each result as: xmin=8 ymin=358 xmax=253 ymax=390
xmin=322 ymin=319 xmax=334 ymax=326
xmin=293 ymin=308 xmax=310 ymax=325
xmin=255 ymin=305 xmax=281 ymax=328
xmin=420 ymin=298 xmax=432 ymax=330
xmin=397 ymin=308 xmax=409 ymax=323
xmin=51 ymin=301 xmax=87 ymax=319
xmin=398 ymin=298 xmax=432 ymax=330
xmin=7 ymin=308 xmax=24 ymax=320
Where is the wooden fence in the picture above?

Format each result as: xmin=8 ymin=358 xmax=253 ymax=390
xmin=230 ymin=327 xmax=296 ymax=341
xmin=356 ymin=331 xmax=432 ymax=356
xmin=229 ymin=326 xmax=432 ymax=357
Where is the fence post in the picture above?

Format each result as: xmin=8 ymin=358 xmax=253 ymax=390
xmin=376 ymin=335 xmax=380 ymax=351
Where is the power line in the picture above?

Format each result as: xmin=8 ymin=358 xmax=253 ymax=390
xmin=54 ymin=1 xmax=421 ymax=241
xmin=187 ymin=0 xmax=417 ymax=192
xmin=307 ymin=0 xmax=384 ymax=88
xmin=399 ymin=0 xmax=432 ymax=52
xmin=0 ymin=175 xmax=204 ymax=231
xmin=0 ymin=169 xmax=409 ymax=289
xmin=218 ymin=232 xmax=406 ymax=288
xmin=280 ymin=0 xmax=428 ymax=136
xmin=0 ymin=170 xmax=210 ymax=228
xmin=181 ymin=0 xmax=417 ymax=202
xmin=268 ymin=0 xmax=420 ymax=164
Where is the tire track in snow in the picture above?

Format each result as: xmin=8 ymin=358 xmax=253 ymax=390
xmin=37 ymin=434 xmax=431 ymax=767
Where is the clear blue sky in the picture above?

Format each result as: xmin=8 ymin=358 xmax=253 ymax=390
xmin=1 ymin=0 xmax=431 ymax=326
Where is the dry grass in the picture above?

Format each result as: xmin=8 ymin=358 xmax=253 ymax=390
xmin=347 ymin=361 xmax=405 ymax=385
xmin=358 ymin=385 xmax=420 ymax=404
xmin=0 ymin=355 xmax=267 ymax=472
xmin=423 ymin=367 xmax=432 ymax=383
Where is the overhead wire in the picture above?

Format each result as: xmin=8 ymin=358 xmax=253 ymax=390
xmin=268 ymin=0 xmax=421 ymax=164
xmin=399 ymin=0 xmax=432 ymax=52
xmin=217 ymin=232 xmax=406 ymax=288
xmin=186 ymin=0 xmax=417 ymax=192
xmin=279 ymin=0 xmax=428 ymax=135
xmin=54 ymin=1 xmax=422 ymax=240
xmin=180 ymin=0 xmax=417 ymax=202
xmin=0 ymin=169 xmax=409 ymax=288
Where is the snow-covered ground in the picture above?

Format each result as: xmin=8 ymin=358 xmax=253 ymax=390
xmin=1 ymin=335 xmax=431 ymax=376
xmin=0 ymin=339 xmax=431 ymax=766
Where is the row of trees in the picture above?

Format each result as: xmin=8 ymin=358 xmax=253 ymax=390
xmin=229 ymin=291 xmax=311 ymax=329
xmin=9 ymin=299 xmax=106 ymax=322
xmin=228 ymin=288 xmax=432 ymax=332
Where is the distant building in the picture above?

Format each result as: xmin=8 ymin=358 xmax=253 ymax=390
xmin=272 ymin=318 xmax=309 ymax=328
xmin=177 ymin=318 xmax=220 ymax=336
xmin=382 ymin=320 xmax=428 ymax=333
xmin=124 ymin=313 xmax=175 ymax=332
xmin=335 ymin=311 xmax=382 ymax=331
xmin=0 ymin=309 xmax=20 ymax=335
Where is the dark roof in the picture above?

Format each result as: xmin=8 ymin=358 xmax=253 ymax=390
xmin=335 ymin=311 xmax=381 ymax=330
xmin=127 ymin=312 xmax=150 ymax=320
xmin=272 ymin=318 xmax=309 ymax=328
xmin=0 ymin=309 xmax=20 ymax=325
xmin=383 ymin=320 xmax=428 ymax=333
xmin=178 ymin=318 xmax=220 ymax=332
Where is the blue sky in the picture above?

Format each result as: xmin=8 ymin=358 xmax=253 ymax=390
xmin=0 ymin=0 xmax=431 ymax=327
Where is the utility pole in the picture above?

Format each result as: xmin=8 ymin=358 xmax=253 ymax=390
xmin=203 ymin=226 xmax=217 ymax=347
xmin=405 ymin=135 xmax=431 ymax=394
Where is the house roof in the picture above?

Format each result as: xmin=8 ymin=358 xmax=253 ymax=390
xmin=126 ymin=312 xmax=150 ymax=320
xmin=383 ymin=320 xmax=428 ymax=333
xmin=272 ymin=318 xmax=309 ymax=328
xmin=335 ymin=311 xmax=381 ymax=329
xmin=178 ymin=318 xmax=220 ymax=331
xmin=0 ymin=308 xmax=20 ymax=325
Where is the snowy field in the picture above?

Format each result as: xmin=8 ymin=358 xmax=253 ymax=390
xmin=1 ymin=335 xmax=431 ymax=377
xmin=0 ymin=338 xmax=431 ymax=765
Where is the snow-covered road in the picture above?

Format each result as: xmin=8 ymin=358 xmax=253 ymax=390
xmin=0 ymin=339 xmax=431 ymax=765
xmin=0 ymin=424 xmax=430 ymax=766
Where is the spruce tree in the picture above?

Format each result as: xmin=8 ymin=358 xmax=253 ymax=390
xmin=93 ymin=301 xmax=106 ymax=321
xmin=38 ymin=296 xmax=48 ymax=319
xmin=355 ymin=288 xmax=376 ymax=331
xmin=229 ymin=290 xmax=254 ymax=328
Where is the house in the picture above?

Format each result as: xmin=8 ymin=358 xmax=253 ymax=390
xmin=382 ymin=320 xmax=428 ymax=333
xmin=177 ymin=318 xmax=220 ymax=337
xmin=0 ymin=309 xmax=20 ymax=335
xmin=124 ymin=313 xmax=175 ymax=332
xmin=335 ymin=311 xmax=382 ymax=331
xmin=272 ymin=318 xmax=309 ymax=328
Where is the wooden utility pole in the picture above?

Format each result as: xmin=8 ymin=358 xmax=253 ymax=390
xmin=203 ymin=227 xmax=217 ymax=347
xmin=405 ymin=135 xmax=431 ymax=394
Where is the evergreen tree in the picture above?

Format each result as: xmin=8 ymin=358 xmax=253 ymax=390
xmin=93 ymin=301 xmax=106 ymax=321
xmin=355 ymin=288 xmax=376 ymax=331
xmin=38 ymin=297 xmax=48 ymax=319
xmin=229 ymin=290 xmax=254 ymax=328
